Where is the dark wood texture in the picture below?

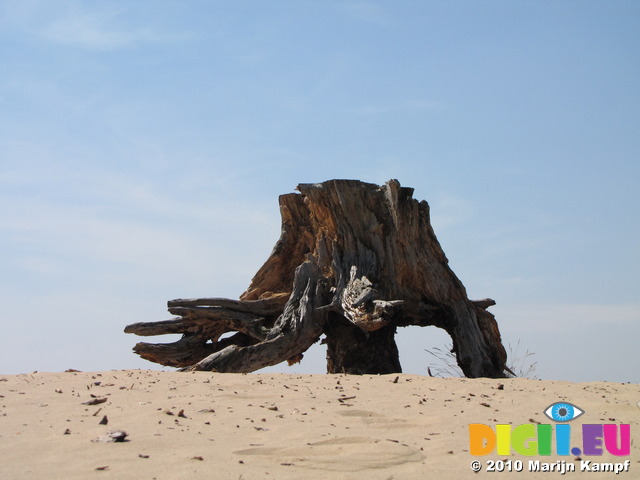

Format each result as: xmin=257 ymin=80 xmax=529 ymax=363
xmin=125 ymin=179 xmax=508 ymax=377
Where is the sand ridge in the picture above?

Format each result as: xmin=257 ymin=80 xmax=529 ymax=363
xmin=0 ymin=370 xmax=638 ymax=479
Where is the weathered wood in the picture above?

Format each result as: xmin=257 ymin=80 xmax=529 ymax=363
xmin=166 ymin=307 xmax=269 ymax=341
xmin=324 ymin=312 xmax=402 ymax=374
xmin=124 ymin=319 xmax=189 ymax=337
xmin=130 ymin=335 xmax=217 ymax=368
xmin=125 ymin=179 xmax=508 ymax=378
xmin=167 ymin=295 xmax=288 ymax=315
xmin=187 ymin=260 xmax=327 ymax=373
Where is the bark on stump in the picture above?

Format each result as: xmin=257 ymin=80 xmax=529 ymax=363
xmin=125 ymin=179 xmax=508 ymax=378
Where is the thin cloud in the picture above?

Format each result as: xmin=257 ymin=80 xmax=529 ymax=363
xmin=2 ymin=1 xmax=183 ymax=50
xmin=41 ymin=11 xmax=155 ymax=50
xmin=0 ymin=159 xmax=280 ymax=292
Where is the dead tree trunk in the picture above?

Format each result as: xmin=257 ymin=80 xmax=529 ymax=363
xmin=125 ymin=179 xmax=508 ymax=378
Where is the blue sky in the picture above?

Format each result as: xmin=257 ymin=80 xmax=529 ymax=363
xmin=1 ymin=1 xmax=638 ymax=382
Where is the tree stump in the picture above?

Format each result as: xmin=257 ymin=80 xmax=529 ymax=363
xmin=125 ymin=179 xmax=508 ymax=378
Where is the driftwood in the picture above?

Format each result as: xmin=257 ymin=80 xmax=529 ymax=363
xmin=125 ymin=179 xmax=508 ymax=378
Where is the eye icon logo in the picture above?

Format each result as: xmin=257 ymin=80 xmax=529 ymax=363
xmin=544 ymin=402 xmax=584 ymax=422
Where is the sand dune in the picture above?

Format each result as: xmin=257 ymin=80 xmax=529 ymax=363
xmin=0 ymin=370 xmax=637 ymax=479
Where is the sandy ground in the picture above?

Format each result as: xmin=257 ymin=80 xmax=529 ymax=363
xmin=0 ymin=370 xmax=638 ymax=479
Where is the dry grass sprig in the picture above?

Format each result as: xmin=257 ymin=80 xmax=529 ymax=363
xmin=426 ymin=339 xmax=538 ymax=379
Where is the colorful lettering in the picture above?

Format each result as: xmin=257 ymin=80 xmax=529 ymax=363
xmin=582 ymin=424 xmax=603 ymax=455
xmin=603 ymin=424 xmax=631 ymax=456
xmin=469 ymin=423 xmax=631 ymax=456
